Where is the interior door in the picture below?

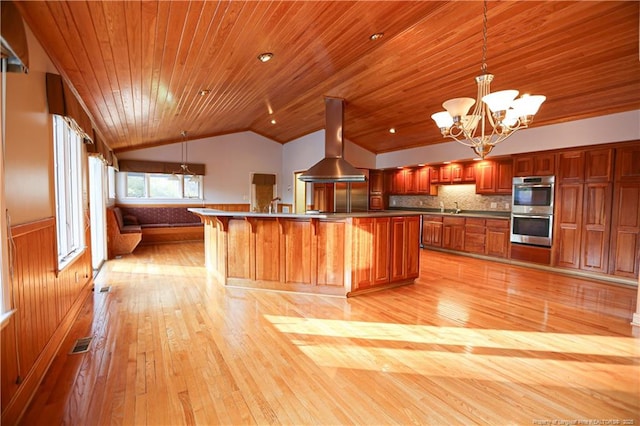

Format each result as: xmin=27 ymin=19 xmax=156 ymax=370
xmin=89 ymin=156 xmax=107 ymax=271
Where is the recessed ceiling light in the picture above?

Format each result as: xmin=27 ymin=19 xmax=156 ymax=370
xmin=199 ymin=89 xmax=211 ymax=96
xmin=417 ymin=163 xmax=425 ymax=167
xmin=270 ymin=119 xmax=277 ymax=125
xmin=370 ymin=32 xmax=384 ymax=41
xmin=389 ymin=128 xmax=396 ymax=134
xmin=258 ymin=52 xmax=274 ymax=63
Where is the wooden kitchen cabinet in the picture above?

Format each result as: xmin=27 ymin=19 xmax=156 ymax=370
xmin=442 ymin=216 xmax=465 ymax=251
xmin=554 ymin=146 xmax=614 ymax=275
xmin=464 ymin=218 xmax=486 ymax=254
xmin=554 ymin=183 xmax=583 ymax=269
xmin=451 ymin=163 xmax=464 ymax=182
xmin=580 ymin=182 xmax=612 ymax=273
xmin=608 ymin=144 xmax=640 ymax=278
xmin=369 ymin=169 xmax=386 ymax=210
xmin=390 ymin=168 xmax=406 ymax=194
xmin=416 ymin=166 xmax=430 ymax=193
xmin=313 ymin=183 xmax=334 ymax=212
xmin=370 ymin=169 xmax=384 ymax=193
xmin=439 ymin=165 xmax=452 ymax=183
xmin=585 ymin=148 xmax=613 ymax=182
xmin=513 ymin=152 xmax=556 ymax=177
xmin=486 ymin=219 xmax=510 ymax=258
xmin=463 ymin=163 xmax=476 ymax=182
xmin=558 ymin=150 xmax=585 ymax=182
xmin=353 ymin=217 xmax=391 ymax=289
xmin=391 ymin=216 xmax=420 ymax=281
xmin=422 ymin=215 xmax=443 ymax=247
xmin=475 ymin=159 xmax=513 ymax=194
xmin=404 ymin=168 xmax=418 ymax=194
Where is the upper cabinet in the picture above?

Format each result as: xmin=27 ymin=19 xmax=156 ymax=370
xmin=558 ymin=148 xmax=612 ymax=183
xmin=387 ymin=166 xmax=435 ymax=195
xmin=513 ymin=153 xmax=556 ymax=177
xmin=475 ymin=159 xmax=513 ymax=195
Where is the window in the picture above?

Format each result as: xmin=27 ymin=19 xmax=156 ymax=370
xmin=124 ymin=172 xmax=203 ymax=199
xmin=53 ymin=115 xmax=85 ymax=269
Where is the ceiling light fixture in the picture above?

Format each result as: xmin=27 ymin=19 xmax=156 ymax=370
xmin=431 ymin=0 xmax=545 ymax=159
xmin=389 ymin=128 xmax=396 ymax=134
xmin=369 ymin=32 xmax=384 ymax=41
xmin=199 ymin=89 xmax=211 ymax=96
xmin=270 ymin=119 xmax=276 ymax=125
xmin=257 ymin=52 xmax=273 ymax=63
xmin=171 ymin=131 xmax=197 ymax=181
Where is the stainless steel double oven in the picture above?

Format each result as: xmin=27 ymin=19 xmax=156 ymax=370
xmin=511 ymin=176 xmax=555 ymax=247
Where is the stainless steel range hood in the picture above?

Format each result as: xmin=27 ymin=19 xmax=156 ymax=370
xmin=298 ymin=97 xmax=366 ymax=183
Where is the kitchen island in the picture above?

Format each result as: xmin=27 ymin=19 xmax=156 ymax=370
xmin=189 ymin=209 xmax=422 ymax=297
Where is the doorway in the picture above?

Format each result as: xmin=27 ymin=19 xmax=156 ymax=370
xmin=293 ymin=172 xmax=308 ymax=214
xmin=88 ymin=156 xmax=107 ymax=273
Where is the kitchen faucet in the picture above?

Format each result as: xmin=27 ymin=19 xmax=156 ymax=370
xmin=454 ymin=201 xmax=461 ymax=214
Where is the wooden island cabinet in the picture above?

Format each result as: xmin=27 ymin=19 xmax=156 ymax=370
xmin=190 ymin=209 xmax=422 ymax=296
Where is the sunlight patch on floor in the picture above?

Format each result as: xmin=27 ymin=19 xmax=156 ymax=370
xmin=264 ymin=315 xmax=640 ymax=358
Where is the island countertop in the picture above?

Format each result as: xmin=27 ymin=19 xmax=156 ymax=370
xmin=188 ymin=208 xmax=424 ymax=219
xmin=190 ymin=208 xmax=422 ymax=297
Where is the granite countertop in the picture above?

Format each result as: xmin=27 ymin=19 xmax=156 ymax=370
xmin=388 ymin=207 xmax=511 ymax=219
xmin=188 ymin=208 xmax=425 ymax=219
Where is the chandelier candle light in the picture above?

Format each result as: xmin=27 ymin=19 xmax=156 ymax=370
xmin=431 ymin=0 xmax=546 ymax=159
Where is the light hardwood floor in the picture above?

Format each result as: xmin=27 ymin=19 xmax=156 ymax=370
xmin=19 ymin=243 xmax=639 ymax=425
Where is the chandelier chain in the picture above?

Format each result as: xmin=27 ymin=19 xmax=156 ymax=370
xmin=481 ymin=0 xmax=488 ymax=75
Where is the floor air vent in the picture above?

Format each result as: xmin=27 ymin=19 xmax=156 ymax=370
xmin=70 ymin=337 xmax=93 ymax=354
xmin=99 ymin=286 xmax=111 ymax=293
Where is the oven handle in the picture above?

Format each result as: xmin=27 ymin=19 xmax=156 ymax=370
xmin=514 ymin=184 xmax=553 ymax=188
xmin=511 ymin=214 xmax=552 ymax=219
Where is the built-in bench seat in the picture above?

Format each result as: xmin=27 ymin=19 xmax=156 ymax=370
xmin=117 ymin=206 xmax=204 ymax=244
xmin=106 ymin=206 xmax=142 ymax=258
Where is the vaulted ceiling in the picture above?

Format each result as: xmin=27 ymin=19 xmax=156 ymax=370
xmin=15 ymin=1 xmax=640 ymax=154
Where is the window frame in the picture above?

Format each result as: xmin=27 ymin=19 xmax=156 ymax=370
xmin=53 ymin=115 xmax=86 ymax=271
xmin=123 ymin=171 xmax=203 ymax=200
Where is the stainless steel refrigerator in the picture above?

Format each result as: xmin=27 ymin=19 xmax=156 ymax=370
xmin=334 ymin=170 xmax=369 ymax=213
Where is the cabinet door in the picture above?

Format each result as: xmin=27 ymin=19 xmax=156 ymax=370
xmin=513 ymin=156 xmax=534 ymax=177
xmin=405 ymin=168 xmax=418 ymax=194
xmin=353 ymin=218 xmax=375 ymax=289
xmin=405 ymin=216 xmax=421 ymax=278
xmin=554 ymin=183 xmax=583 ymax=269
xmin=534 ymin=153 xmax=556 ymax=176
xmin=369 ymin=195 xmax=384 ymax=211
xmin=389 ymin=169 xmax=406 ymax=194
xmin=580 ymin=182 xmax=612 ymax=273
xmin=431 ymin=222 xmax=443 ymax=247
xmin=451 ymin=164 xmax=464 ymax=182
xmin=615 ymin=145 xmax=640 ymax=181
xmin=373 ymin=218 xmax=391 ymax=284
xmin=391 ymin=217 xmax=407 ymax=280
xmin=585 ymin=148 xmax=613 ymax=182
xmin=463 ymin=163 xmax=476 ymax=182
xmin=609 ymin=183 xmax=640 ymax=278
xmin=439 ymin=165 xmax=452 ymax=183
xmin=558 ymin=150 xmax=584 ymax=182
xmin=370 ymin=170 xmax=384 ymax=193
xmin=486 ymin=219 xmax=509 ymax=258
xmin=475 ymin=161 xmax=495 ymax=194
xmin=496 ymin=160 xmax=513 ymax=194
xmin=417 ymin=167 xmax=430 ymax=193
xmin=313 ymin=183 xmax=334 ymax=212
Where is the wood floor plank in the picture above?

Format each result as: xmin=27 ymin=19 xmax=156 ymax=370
xmin=18 ymin=242 xmax=639 ymax=425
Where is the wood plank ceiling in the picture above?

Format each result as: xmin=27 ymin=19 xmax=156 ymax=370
xmin=15 ymin=1 xmax=640 ymax=154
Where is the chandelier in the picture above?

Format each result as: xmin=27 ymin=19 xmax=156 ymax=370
xmin=431 ymin=0 xmax=546 ymax=159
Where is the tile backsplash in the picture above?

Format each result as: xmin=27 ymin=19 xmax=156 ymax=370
xmin=390 ymin=184 xmax=512 ymax=212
